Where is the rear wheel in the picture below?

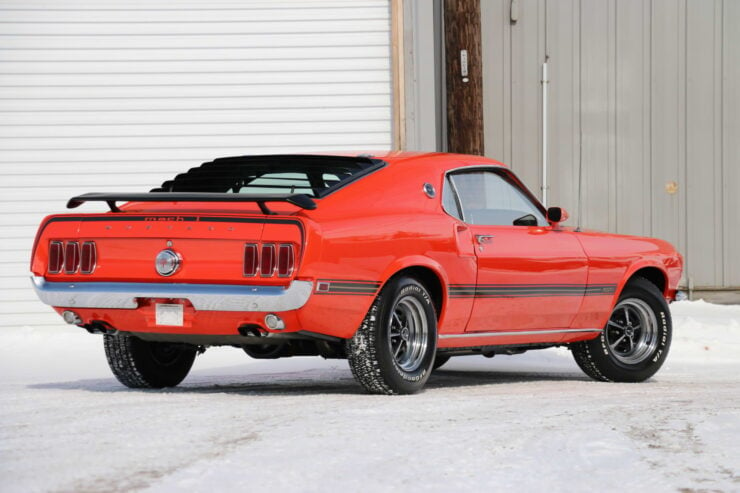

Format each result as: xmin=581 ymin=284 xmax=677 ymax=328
xmin=346 ymin=276 xmax=437 ymax=395
xmin=571 ymin=277 xmax=671 ymax=382
xmin=104 ymin=333 xmax=197 ymax=388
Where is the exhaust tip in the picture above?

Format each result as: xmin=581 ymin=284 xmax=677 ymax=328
xmin=62 ymin=310 xmax=82 ymax=325
xmin=264 ymin=314 xmax=285 ymax=331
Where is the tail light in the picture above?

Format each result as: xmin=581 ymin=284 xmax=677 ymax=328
xmin=80 ymin=242 xmax=97 ymax=274
xmin=277 ymin=244 xmax=294 ymax=277
xmin=63 ymin=241 xmax=80 ymax=274
xmin=244 ymin=243 xmax=295 ymax=278
xmin=48 ymin=240 xmax=97 ymax=275
xmin=48 ymin=241 xmax=64 ymax=274
xmin=260 ymin=244 xmax=276 ymax=277
xmin=243 ymin=244 xmax=258 ymax=277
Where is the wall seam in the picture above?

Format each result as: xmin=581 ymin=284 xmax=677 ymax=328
xmin=648 ymin=0 xmax=654 ymax=238
xmin=682 ymin=0 xmax=689 ymax=288
xmin=718 ymin=0 xmax=725 ymax=286
xmin=610 ymin=0 xmax=617 ymax=233
xmin=577 ymin=0 xmax=584 ymax=229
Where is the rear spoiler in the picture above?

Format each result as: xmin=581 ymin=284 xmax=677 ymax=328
xmin=67 ymin=192 xmax=317 ymax=215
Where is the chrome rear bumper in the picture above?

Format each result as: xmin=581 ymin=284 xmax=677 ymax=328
xmin=31 ymin=276 xmax=313 ymax=312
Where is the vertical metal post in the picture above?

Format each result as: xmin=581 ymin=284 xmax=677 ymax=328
xmin=541 ymin=58 xmax=549 ymax=207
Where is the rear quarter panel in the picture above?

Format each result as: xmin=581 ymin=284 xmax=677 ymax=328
xmin=294 ymin=158 xmax=477 ymax=338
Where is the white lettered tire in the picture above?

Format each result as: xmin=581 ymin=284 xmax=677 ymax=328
xmin=346 ymin=276 xmax=438 ymax=394
xmin=571 ymin=277 xmax=672 ymax=382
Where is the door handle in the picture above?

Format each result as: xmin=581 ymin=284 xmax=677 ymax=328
xmin=475 ymin=234 xmax=495 ymax=244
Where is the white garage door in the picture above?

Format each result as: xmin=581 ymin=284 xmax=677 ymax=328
xmin=0 ymin=0 xmax=393 ymax=329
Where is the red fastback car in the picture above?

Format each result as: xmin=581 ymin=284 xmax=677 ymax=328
xmin=31 ymin=152 xmax=683 ymax=394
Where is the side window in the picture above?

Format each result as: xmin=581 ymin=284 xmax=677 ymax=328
xmin=441 ymin=176 xmax=462 ymax=220
xmin=448 ymin=170 xmax=547 ymax=226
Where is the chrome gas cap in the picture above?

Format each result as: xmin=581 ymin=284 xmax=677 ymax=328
xmin=155 ymin=249 xmax=181 ymax=277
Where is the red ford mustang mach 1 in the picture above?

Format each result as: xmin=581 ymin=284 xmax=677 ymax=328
xmin=30 ymin=152 xmax=683 ymax=394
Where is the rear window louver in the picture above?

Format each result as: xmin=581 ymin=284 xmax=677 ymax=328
xmin=152 ymin=154 xmax=385 ymax=198
xmin=65 ymin=154 xmax=386 ymax=213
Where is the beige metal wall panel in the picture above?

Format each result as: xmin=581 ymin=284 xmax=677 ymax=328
xmin=508 ymin=0 xmax=545 ymax=193
xmin=685 ymin=0 xmax=724 ymax=287
xmin=403 ymin=0 xmax=441 ymax=151
xmin=481 ymin=0 xmax=512 ymax=165
xmin=650 ymin=0 xmax=687 ymax=279
xmin=614 ymin=0 xmax=651 ymax=236
xmin=724 ymin=0 xmax=740 ymax=287
xmin=478 ymin=0 xmax=739 ymax=289
xmin=0 ymin=0 xmax=393 ymax=328
xmin=543 ymin=0 xmax=580 ymax=219
xmin=577 ymin=0 xmax=613 ymax=232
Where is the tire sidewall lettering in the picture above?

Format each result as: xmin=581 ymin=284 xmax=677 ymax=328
xmin=378 ymin=279 xmax=436 ymax=387
xmin=586 ymin=279 xmax=672 ymax=381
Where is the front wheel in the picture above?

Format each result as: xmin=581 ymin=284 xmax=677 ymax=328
xmin=104 ymin=334 xmax=197 ymax=388
xmin=571 ymin=277 xmax=672 ymax=382
xmin=346 ymin=276 xmax=437 ymax=395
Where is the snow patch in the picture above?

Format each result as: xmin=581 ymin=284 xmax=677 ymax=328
xmin=0 ymin=300 xmax=738 ymax=492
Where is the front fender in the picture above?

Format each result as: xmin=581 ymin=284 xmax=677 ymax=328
xmin=617 ymin=259 xmax=675 ymax=300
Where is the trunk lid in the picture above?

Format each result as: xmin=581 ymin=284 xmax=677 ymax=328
xmin=32 ymin=212 xmax=303 ymax=285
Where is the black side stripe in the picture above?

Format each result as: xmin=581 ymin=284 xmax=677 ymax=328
xmin=449 ymin=283 xmax=617 ymax=298
xmin=315 ymin=279 xmax=381 ymax=296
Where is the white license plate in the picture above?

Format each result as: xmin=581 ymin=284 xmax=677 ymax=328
xmin=155 ymin=303 xmax=184 ymax=326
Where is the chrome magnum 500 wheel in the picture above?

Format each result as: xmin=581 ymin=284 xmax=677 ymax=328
xmin=605 ymin=298 xmax=660 ymax=365
xmin=347 ymin=276 xmax=437 ymax=394
xmin=571 ymin=277 xmax=672 ymax=382
xmin=104 ymin=333 xmax=197 ymax=388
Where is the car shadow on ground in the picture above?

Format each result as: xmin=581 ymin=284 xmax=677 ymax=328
xmin=28 ymin=366 xmax=590 ymax=396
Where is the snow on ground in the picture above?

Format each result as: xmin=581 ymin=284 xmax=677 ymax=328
xmin=1 ymin=300 xmax=738 ymax=493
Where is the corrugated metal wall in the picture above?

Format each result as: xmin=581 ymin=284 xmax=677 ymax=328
xmin=0 ymin=0 xmax=393 ymax=329
xmin=481 ymin=0 xmax=740 ymax=290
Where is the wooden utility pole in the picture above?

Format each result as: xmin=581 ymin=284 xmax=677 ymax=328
xmin=444 ymin=0 xmax=484 ymax=155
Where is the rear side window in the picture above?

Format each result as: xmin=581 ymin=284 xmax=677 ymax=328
xmin=154 ymin=155 xmax=385 ymax=198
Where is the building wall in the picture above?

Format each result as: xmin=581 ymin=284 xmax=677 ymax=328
xmin=0 ymin=0 xmax=394 ymax=329
xmin=402 ymin=0 xmax=444 ymax=151
xmin=478 ymin=0 xmax=740 ymax=290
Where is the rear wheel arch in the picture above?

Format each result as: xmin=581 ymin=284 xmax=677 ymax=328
xmin=381 ymin=265 xmax=445 ymax=322
xmin=346 ymin=275 xmax=438 ymax=394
